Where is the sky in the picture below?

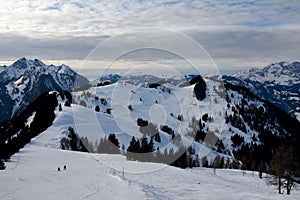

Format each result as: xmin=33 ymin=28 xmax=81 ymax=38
xmin=0 ymin=0 xmax=300 ymax=75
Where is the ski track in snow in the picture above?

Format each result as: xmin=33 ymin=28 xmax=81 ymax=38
xmin=1 ymin=136 xmax=300 ymax=199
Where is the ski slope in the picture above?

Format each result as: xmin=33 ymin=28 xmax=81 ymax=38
xmin=1 ymin=129 xmax=300 ymax=199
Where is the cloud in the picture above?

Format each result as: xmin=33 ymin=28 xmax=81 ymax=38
xmin=0 ymin=0 xmax=300 ymax=69
xmin=0 ymin=34 xmax=108 ymax=60
xmin=1 ymin=0 xmax=300 ymax=37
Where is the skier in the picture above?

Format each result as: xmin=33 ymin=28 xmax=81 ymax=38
xmin=63 ymin=165 xmax=67 ymax=170
xmin=57 ymin=167 xmax=61 ymax=172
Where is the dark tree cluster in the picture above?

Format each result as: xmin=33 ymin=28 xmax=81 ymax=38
xmin=60 ymin=91 xmax=72 ymax=107
xmin=193 ymin=76 xmax=207 ymax=101
xmin=177 ymin=114 xmax=183 ymax=121
xmin=149 ymin=83 xmax=161 ymax=89
xmin=189 ymin=75 xmax=204 ymax=85
xmin=94 ymin=97 xmax=108 ymax=112
xmin=194 ymin=130 xmax=206 ymax=142
xmin=62 ymin=133 xmax=121 ymax=154
xmin=225 ymin=111 xmax=246 ymax=133
xmin=106 ymin=108 xmax=112 ymax=114
xmin=60 ymin=127 xmax=88 ymax=152
xmin=95 ymin=105 xmax=100 ymax=112
xmin=170 ymin=146 xmax=201 ymax=168
xmin=160 ymin=125 xmax=174 ymax=136
xmin=224 ymin=82 xmax=300 ymax=174
xmin=100 ymin=98 xmax=107 ymax=105
xmin=192 ymin=118 xmax=207 ymax=143
xmin=126 ymin=135 xmax=200 ymax=168
xmin=230 ymin=134 xmax=279 ymax=172
xmin=230 ymin=134 xmax=244 ymax=147
xmin=202 ymin=155 xmax=239 ymax=170
xmin=64 ymin=100 xmax=71 ymax=107
xmin=139 ymin=122 xmax=159 ymax=138
xmin=216 ymin=140 xmax=225 ymax=153
xmin=96 ymin=134 xmax=120 ymax=154
xmin=137 ymin=118 xmax=148 ymax=127
xmin=79 ymin=100 xmax=87 ymax=107
xmin=159 ymin=85 xmax=172 ymax=94
xmin=61 ymin=91 xmax=72 ymax=103
xmin=97 ymin=80 xmax=111 ymax=87
xmin=80 ymin=91 xmax=93 ymax=98
xmin=267 ymin=145 xmax=300 ymax=195
xmin=0 ymin=92 xmax=58 ymax=167
xmin=225 ymin=82 xmax=300 ymax=137
xmin=202 ymin=113 xmax=213 ymax=122
xmin=81 ymin=136 xmax=94 ymax=152
xmin=0 ymin=159 xmax=5 ymax=170
xmin=126 ymin=136 xmax=155 ymax=162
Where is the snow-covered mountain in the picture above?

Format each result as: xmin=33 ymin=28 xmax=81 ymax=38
xmin=1 ymin=58 xmax=299 ymax=168
xmin=1 ymin=63 xmax=300 ymax=198
xmin=18 ymin=74 xmax=297 ymax=170
xmin=224 ymin=61 xmax=300 ymax=120
xmin=0 ymin=65 xmax=5 ymax=73
xmin=0 ymin=58 xmax=90 ymax=122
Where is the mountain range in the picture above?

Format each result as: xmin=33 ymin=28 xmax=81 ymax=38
xmin=223 ymin=61 xmax=300 ymax=121
xmin=0 ymin=58 xmax=89 ymax=122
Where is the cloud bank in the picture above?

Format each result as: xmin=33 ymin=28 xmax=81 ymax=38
xmin=1 ymin=0 xmax=300 ymax=70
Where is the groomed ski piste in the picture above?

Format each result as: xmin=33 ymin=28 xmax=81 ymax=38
xmin=1 ymin=114 xmax=300 ymax=200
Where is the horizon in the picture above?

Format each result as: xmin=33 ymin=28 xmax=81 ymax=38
xmin=0 ymin=57 xmax=290 ymax=81
xmin=0 ymin=57 xmax=297 ymax=81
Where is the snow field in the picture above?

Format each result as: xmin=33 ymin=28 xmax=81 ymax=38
xmin=1 ymin=141 xmax=300 ymax=200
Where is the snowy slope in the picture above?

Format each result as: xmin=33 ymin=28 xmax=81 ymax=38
xmin=0 ymin=146 xmax=145 ymax=200
xmin=1 ymin=130 xmax=299 ymax=200
xmin=39 ymin=76 xmax=296 ymax=167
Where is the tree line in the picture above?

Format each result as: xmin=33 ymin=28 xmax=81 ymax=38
xmin=0 ymin=91 xmax=63 ymax=169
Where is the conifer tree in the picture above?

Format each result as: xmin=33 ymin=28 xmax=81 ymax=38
xmin=202 ymin=156 xmax=209 ymax=167
xmin=95 ymin=105 xmax=100 ymax=112
xmin=0 ymin=159 xmax=5 ymax=170
xmin=194 ymin=154 xmax=200 ymax=167
xmin=268 ymin=145 xmax=285 ymax=194
xmin=269 ymin=145 xmax=300 ymax=195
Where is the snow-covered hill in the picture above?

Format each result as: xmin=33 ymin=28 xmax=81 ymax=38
xmin=43 ymin=81 xmax=227 ymax=162
xmin=0 ymin=58 xmax=89 ymax=122
xmin=1 ymin=128 xmax=299 ymax=200
xmin=31 ymin=74 xmax=299 ymax=170
xmin=224 ymin=61 xmax=300 ymax=120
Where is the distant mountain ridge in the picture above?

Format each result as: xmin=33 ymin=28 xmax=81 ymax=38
xmin=97 ymin=73 xmax=200 ymax=87
xmin=0 ymin=58 xmax=89 ymax=122
xmin=223 ymin=61 xmax=300 ymax=121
